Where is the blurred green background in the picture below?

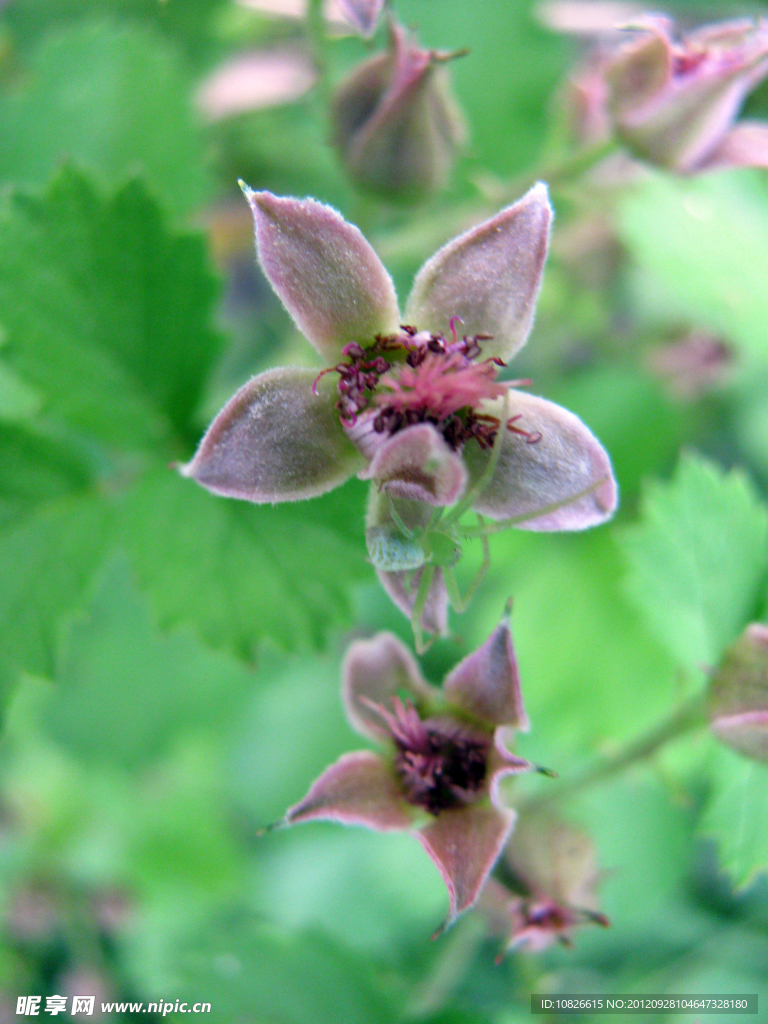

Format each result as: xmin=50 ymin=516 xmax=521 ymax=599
xmin=1 ymin=0 xmax=767 ymax=1021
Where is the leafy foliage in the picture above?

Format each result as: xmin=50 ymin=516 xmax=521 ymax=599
xmin=0 ymin=21 xmax=211 ymax=213
xmin=620 ymin=455 xmax=768 ymax=669
xmin=700 ymin=744 xmax=768 ymax=888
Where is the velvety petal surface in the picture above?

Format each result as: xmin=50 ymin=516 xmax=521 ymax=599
xmin=697 ymin=120 xmax=768 ymax=170
xmin=360 ymin=423 xmax=468 ymax=505
xmin=343 ymin=632 xmax=436 ymax=740
xmin=181 ymin=367 xmax=363 ymax=502
xmin=337 ymin=0 xmax=385 ymax=38
xmin=465 ymin=391 xmax=617 ymax=530
xmin=243 ymin=188 xmax=400 ymax=362
xmin=443 ymin=612 xmax=528 ymax=729
xmin=404 ymin=183 xmax=552 ymax=362
xmin=710 ymin=712 xmax=768 ymax=763
xmin=285 ymin=751 xmax=416 ymax=829
xmin=416 ymin=805 xmax=516 ymax=920
xmin=377 ymin=566 xmax=450 ymax=636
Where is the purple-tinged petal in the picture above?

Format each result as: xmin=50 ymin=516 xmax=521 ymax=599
xmin=337 ymin=0 xmax=385 ymax=38
xmin=377 ymin=566 xmax=450 ymax=636
xmin=487 ymin=734 xmax=536 ymax=805
xmin=708 ymin=622 xmax=768 ymax=763
xmin=181 ymin=367 xmax=363 ymax=502
xmin=360 ymin=424 xmax=468 ymax=506
xmin=465 ymin=390 xmax=617 ymax=530
xmin=607 ymin=20 xmax=674 ymax=116
xmin=404 ymin=183 xmax=552 ymax=362
xmin=696 ymin=121 xmax=768 ymax=170
xmin=416 ymin=805 xmax=516 ymax=920
xmin=182 ymin=367 xmax=362 ymax=502
xmin=242 ymin=188 xmax=400 ymax=362
xmin=342 ymin=632 xmax=436 ymax=740
xmin=443 ymin=611 xmax=529 ymax=729
xmin=286 ymin=751 xmax=416 ymax=829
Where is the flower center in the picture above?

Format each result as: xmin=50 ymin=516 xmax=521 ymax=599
xmin=313 ymin=322 xmax=541 ymax=450
xmin=367 ymin=696 xmax=490 ymax=814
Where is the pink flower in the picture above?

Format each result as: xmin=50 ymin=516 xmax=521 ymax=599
xmin=182 ymin=185 xmax=616 ymax=631
xmin=605 ymin=15 xmax=768 ymax=173
xmin=279 ymin=612 xmax=541 ymax=924
xmin=477 ymin=812 xmax=608 ymax=956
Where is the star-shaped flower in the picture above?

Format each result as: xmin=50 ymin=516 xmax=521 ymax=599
xmin=182 ymin=185 xmax=616 ymax=632
xmin=278 ymin=611 xmax=542 ymax=924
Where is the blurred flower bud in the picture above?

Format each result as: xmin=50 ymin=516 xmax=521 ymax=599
xmin=605 ymin=16 xmax=768 ymax=173
xmin=478 ymin=812 xmax=608 ymax=955
xmin=709 ymin=623 xmax=768 ymax=763
xmin=337 ymin=0 xmax=385 ymax=39
xmin=331 ymin=22 xmax=467 ymax=200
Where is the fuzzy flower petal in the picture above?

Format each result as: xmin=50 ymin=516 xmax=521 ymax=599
xmin=377 ymin=566 xmax=450 ymax=636
xmin=181 ymin=367 xmax=363 ymax=502
xmin=416 ymin=805 xmax=517 ymax=921
xmin=243 ymin=189 xmax=400 ymax=362
xmin=405 ymin=183 xmax=552 ymax=362
xmin=360 ymin=423 xmax=468 ymax=506
xmin=465 ymin=391 xmax=617 ymax=530
xmin=285 ymin=751 xmax=417 ymax=829
xmin=343 ymin=632 xmax=435 ymax=741
xmin=697 ymin=121 xmax=768 ymax=170
xmin=443 ymin=610 xmax=529 ymax=729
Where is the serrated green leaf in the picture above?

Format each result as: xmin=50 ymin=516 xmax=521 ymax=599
xmin=0 ymin=422 xmax=94 ymax=522
xmin=171 ymin=917 xmax=399 ymax=1024
xmin=620 ymin=172 xmax=768 ymax=361
xmin=700 ymin=742 xmax=768 ymax=889
xmin=0 ymin=167 xmax=222 ymax=453
xmin=47 ymin=558 xmax=252 ymax=769
xmin=620 ymin=456 xmax=768 ymax=669
xmin=0 ymin=20 xmax=210 ymax=214
xmin=0 ymin=471 xmax=371 ymax=694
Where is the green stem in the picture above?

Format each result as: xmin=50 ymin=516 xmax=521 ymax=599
xmin=520 ymin=692 xmax=708 ymax=814
xmin=307 ymin=0 xmax=334 ymax=111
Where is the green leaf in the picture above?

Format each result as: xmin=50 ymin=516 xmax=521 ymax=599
xmin=171 ymin=916 xmax=399 ymax=1024
xmin=47 ymin=558 xmax=251 ymax=769
xmin=700 ymin=742 xmax=768 ymax=888
xmin=0 ymin=20 xmax=211 ymax=215
xmin=0 ymin=166 xmax=222 ymax=452
xmin=114 ymin=471 xmax=370 ymax=658
xmin=620 ymin=455 xmax=768 ymax=669
xmin=0 ymin=471 xmax=371 ymax=692
xmin=620 ymin=172 xmax=768 ymax=362
xmin=0 ymin=360 xmax=41 ymax=422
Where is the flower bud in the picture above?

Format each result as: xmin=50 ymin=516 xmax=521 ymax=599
xmin=605 ymin=16 xmax=768 ymax=173
xmin=709 ymin=623 xmax=768 ymax=763
xmin=331 ymin=22 xmax=467 ymax=201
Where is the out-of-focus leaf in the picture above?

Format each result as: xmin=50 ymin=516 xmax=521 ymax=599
xmin=0 ymin=21 xmax=210 ymax=213
xmin=700 ymin=743 xmax=768 ymax=888
xmin=0 ymin=167 xmax=221 ymax=453
xmin=171 ymin=916 xmax=399 ymax=1024
xmin=620 ymin=172 xmax=768 ymax=362
xmin=0 ymin=360 xmax=41 ymax=422
xmin=47 ymin=558 xmax=252 ymax=769
xmin=0 ymin=422 xmax=93 ymax=525
xmin=620 ymin=455 xmax=768 ymax=669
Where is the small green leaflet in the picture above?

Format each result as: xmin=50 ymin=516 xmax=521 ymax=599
xmin=620 ymin=455 xmax=768 ymax=670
